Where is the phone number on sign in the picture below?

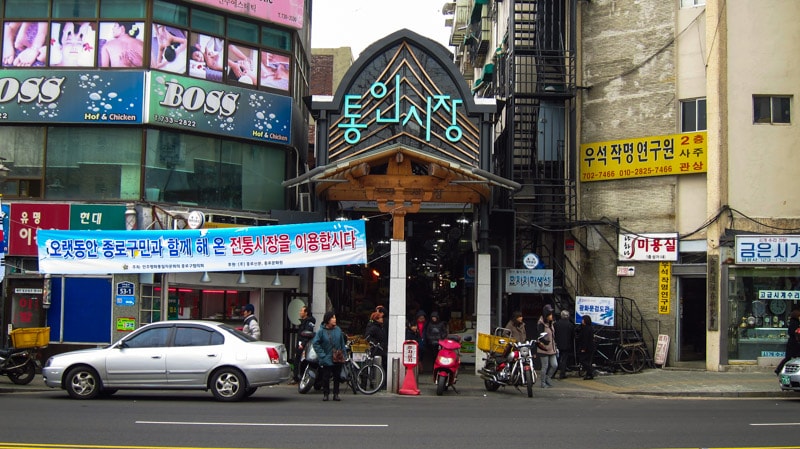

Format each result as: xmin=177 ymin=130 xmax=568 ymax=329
xmin=583 ymin=165 xmax=674 ymax=181
xmin=151 ymin=114 xmax=197 ymax=128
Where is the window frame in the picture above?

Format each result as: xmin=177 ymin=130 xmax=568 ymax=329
xmin=753 ymin=95 xmax=792 ymax=125
xmin=680 ymin=97 xmax=707 ymax=132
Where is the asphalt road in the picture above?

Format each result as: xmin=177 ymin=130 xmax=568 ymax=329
xmin=2 ymin=386 xmax=799 ymax=449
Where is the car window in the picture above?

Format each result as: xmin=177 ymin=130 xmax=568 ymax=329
xmin=219 ymin=323 xmax=255 ymax=342
xmin=174 ymin=327 xmax=223 ymax=347
xmin=124 ymin=327 xmax=171 ymax=348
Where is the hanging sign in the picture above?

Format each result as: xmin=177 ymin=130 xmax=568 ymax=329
xmin=37 ymin=220 xmax=367 ymax=274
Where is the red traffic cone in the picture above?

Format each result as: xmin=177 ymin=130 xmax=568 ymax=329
xmin=398 ymin=366 xmax=420 ymax=395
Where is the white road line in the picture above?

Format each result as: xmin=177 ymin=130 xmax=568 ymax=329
xmin=136 ymin=421 xmax=388 ymax=428
xmin=750 ymin=423 xmax=800 ymax=426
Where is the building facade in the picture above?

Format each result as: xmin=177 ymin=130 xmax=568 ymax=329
xmin=0 ymin=0 xmax=312 ymax=354
xmin=446 ymin=0 xmax=800 ymax=370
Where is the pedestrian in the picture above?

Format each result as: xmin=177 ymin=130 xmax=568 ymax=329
xmin=554 ymin=309 xmax=576 ymax=379
xmin=536 ymin=305 xmax=558 ymax=388
xmin=775 ymin=308 xmax=800 ymax=375
xmin=291 ymin=305 xmax=316 ymax=384
xmin=241 ymin=303 xmax=261 ymax=340
xmin=505 ymin=311 xmax=527 ymax=342
xmin=415 ymin=310 xmax=427 ymax=371
xmin=425 ymin=311 xmax=448 ymax=371
xmin=577 ymin=314 xmax=595 ymax=380
xmin=311 ymin=311 xmax=348 ymax=401
xmin=364 ymin=311 xmax=387 ymax=360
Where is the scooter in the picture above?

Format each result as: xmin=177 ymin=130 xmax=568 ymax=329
xmin=433 ymin=334 xmax=461 ymax=396
xmin=0 ymin=347 xmax=36 ymax=385
xmin=297 ymin=342 xmax=323 ymax=394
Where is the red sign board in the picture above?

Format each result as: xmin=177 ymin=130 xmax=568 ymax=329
xmin=402 ymin=340 xmax=419 ymax=367
xmin=9 ymin=203 xmax=70 ymax=256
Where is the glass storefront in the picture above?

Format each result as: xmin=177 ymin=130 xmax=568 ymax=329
xmin=141 ymin=284 xmax=249 ymax=325
xmin=727 ymin=266 xmax=800 ymax=360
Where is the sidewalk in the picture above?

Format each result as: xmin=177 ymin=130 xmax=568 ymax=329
xmin=1 ymin=368 xmax=788 ymax=398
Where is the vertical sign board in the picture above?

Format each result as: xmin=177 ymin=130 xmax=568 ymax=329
xmin=654 ymin=334 xmax=670 ymax=367
xmin=9 ymin=203 xmax=71 ymax=256
xmin=658 ymin=261 xmax=671 ymax=314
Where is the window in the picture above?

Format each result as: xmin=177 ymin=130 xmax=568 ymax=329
xmin=261 ymin=27 xmax=291 ymax=52
xmin=4 ymin=0 xmax=49 ymax=18
xmin=174 ymin=327 xmax=223 ymax=347
xmin=140 ymin=284 xmax=162 ymax=324
xmin=125 ymin=327 xmax=171 ymax=348
xmin=100 ymin=0 xmax=146 ymax=18
xmin=754 ymin=95 xmax=791 ymax=124
xmin=52 ymin=0 xmax=98 ymax=18
xmin=681 ymin=0 xmax=705 ymax=7
xmin=153 ymin=0 xmax=189 ymax=26
xmin=0 ymin=126 xmax=45 ymax=198
xmin=228 ymin=18 xmax=259 ymax=44
xmin=191 ymin=8 xmax=224 ymax=35
xmin=46 ymin=127 xmax=142 ymax=200
xmin=681 ymin=98 xmax=706 ymax=132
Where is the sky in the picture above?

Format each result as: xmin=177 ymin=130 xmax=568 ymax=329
xmin=310 ymin=0 xmax=453 ymax=58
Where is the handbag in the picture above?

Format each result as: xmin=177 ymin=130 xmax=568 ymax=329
xmin=327 ymin=329 xmax=346 ymax=363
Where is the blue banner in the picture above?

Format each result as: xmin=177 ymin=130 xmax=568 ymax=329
xmin=37 ymin=220 xmax=367 ymax=274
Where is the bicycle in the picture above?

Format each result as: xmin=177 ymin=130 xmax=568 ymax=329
xmin=581 ymin=334 xmax=648 ymax=375
xmin=342 ymin=340 xmax=385 ymax=395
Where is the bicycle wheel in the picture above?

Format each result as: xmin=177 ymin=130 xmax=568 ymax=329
xmin=356 ymin=362 xmax=385 ymax=395
xmin=616 ymin=345 xmax=646 ymax=373
xmin=343 ymin=363 xmax=358 ymax=394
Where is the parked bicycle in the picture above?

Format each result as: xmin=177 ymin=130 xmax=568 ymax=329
xmin=580 ymin=334 xmax=648 ymax=376
xmin=342 ymin=340 xmax=385 ymax=395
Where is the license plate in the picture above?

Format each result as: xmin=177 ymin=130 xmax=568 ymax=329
xmin=780 ymin=374 xmax=791 ymax=385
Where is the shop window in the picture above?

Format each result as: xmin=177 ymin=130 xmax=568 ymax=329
xmin=4 ymin=0 xmax=49 ymax=18
xmin=140 ymin=284 xmax=162 ymax=324
xmin=153 ymin=0 xmax=189 ymax=27
xmin=100 ymin=0 xmax=146 ymax=18
xmin=52 ymin=0 xmax=98 ymax=18
xmin=754 ymin=95 xmax=791 ymax=124
xmin=0 ymin=126 xmax=44 ymax=187
xmin=45 ymin=127 xmax=142 ymax=200
xmin=144 ymin=129 xmax=285 ymax=212
xmin=727 ymin=267 xmax=800 ymax=361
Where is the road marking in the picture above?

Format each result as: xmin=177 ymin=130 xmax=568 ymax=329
xmin=136 ymin=420 xmax=388 ymax=428
xmin=750 ymin=422 xmax=800 ymax=427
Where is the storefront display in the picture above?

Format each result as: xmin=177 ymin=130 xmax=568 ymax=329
xmin=727 ymin=266 xmax=800 ymax=360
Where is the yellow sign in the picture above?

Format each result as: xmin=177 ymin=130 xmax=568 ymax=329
xmin=658 ymin=262 xmax=671 ymax=315
xmin=580 ymin=132 xmax=707 ymax=182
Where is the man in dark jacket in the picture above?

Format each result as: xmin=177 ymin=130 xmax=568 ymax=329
xmin=292 ymin=305 xmax=316 ymax=383
xmin=554 ymin=310 xmax=576 ymax=379
xmin=576 ymin=315 xmax=595 ymax=380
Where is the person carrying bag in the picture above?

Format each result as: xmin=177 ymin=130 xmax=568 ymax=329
xmin=311 ymin=311 xmax=347 ymax=402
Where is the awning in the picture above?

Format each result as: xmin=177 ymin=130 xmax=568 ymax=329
xmin=470 ymin=0 xmax=485 ymax=24
xmin=471 ymin=79 xmax=484 ymax=92
xmin=481 ymin=63 xmax=494 ymax=82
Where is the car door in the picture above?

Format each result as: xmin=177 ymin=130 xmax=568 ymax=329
xmin=165 ymin=325 xmax=224 ymax=386
xmin=105 ymin=326 xmax=171 ymax=387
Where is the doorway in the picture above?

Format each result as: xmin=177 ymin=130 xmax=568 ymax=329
xmin=678 ymin=277 xmax=707 ymax=361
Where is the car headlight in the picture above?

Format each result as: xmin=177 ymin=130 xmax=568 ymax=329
xmin=44 ymin=357 xmax=53 ymax=368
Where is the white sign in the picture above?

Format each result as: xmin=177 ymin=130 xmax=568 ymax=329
xmin=735 ymin=235 xmax=800 ymax=264
xmin=505 ymin=269 xmax=553 ymax=294
xmin=575 ymin=296 xmax=615 ymax=326
xmin=655 ymin=334 xmax=670 ymax=366
xmin=523 ymin=253 xmax=540 ymax=269
xmin=618 ymin=233 xmax=678 ymax=261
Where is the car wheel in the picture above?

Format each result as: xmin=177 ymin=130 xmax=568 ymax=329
xmin=210 ymin=367 xmax=247 ymax=402
xmin=65 ymin=366 xmax=101 ymax=400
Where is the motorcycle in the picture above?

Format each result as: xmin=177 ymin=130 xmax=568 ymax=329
xmin=479 ymin=331 xmax=549 ymax=398
xmin=0 ymin=347 xmax=37 ymax=385
xmin=297 ymin=339 xmax=323 ymax=394
xmin=433 ymin=334 xmax=461 ymax=396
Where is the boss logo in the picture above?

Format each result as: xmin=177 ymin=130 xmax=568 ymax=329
xmin=0 ymin=76 xmax=65 ymax=104
xmin=159 ymin=81 xmax=239 ymax=117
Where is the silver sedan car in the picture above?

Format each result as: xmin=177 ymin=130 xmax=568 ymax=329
xmin=778 ymin=357 xmax=800 ymax=393
xmin=43 ymin=320 xmax=291 ymax=401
